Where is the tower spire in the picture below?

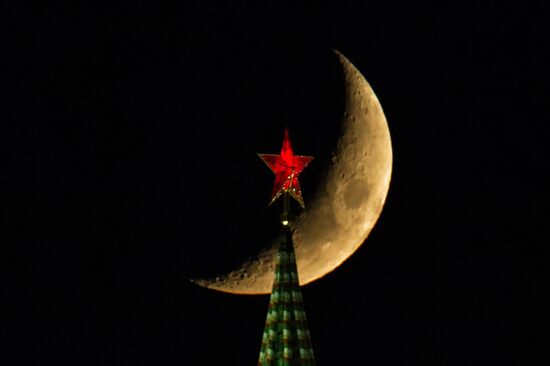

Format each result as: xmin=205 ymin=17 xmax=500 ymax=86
xmin=257 ymin=131 xmax=315 ymax=365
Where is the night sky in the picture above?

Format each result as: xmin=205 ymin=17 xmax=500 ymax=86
xmin=3 ymin=2 xmax=546 ymax=365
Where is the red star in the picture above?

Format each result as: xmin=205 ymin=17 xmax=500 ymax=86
xmin=258 ymin=129 xmax=314 ymax=207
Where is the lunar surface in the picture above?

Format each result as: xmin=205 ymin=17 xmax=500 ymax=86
xmin=192 ymin=50 xmax=393 ymax=294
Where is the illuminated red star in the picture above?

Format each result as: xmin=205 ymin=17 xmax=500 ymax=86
xmin=258 ymin=129 xmax=314 ymax=207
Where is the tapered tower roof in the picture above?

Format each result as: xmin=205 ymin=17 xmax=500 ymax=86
xmin=258 ymin=227 xmax=315 ymax=365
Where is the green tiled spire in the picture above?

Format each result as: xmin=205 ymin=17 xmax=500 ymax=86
xmin=258 ymin=227 xmax=315 ymax=366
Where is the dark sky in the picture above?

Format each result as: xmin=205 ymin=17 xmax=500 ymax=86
xmin=2 ymin=2 xmax=546 ymax=365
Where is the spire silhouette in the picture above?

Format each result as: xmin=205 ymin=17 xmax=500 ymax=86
xmin=258 ymin=224 xmax=315 ymax=365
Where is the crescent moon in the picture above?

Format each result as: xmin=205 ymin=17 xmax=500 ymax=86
xmin=192 ymin=51 xmax=392 ymax=294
